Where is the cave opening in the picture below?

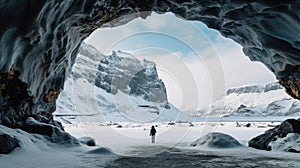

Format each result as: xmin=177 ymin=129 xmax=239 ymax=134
xmin=55 ymin=12 xmax=277 ymax=155
xmin=75 ymin=12 xmax=275 ymax=113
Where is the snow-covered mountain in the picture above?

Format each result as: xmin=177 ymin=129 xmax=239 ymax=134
xmin=55 ymin=43 xmax=300 ymax=121
xmin=196 ymin=82 xmax=300 ymax=117
xmin=55 ymin=43 xmax=189 ymax=123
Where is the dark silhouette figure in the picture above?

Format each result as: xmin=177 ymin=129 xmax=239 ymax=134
xmin=150 ymin=125 xmax=157 ymax=143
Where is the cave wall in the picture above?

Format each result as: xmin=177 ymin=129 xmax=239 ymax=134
xmin=0 ymin=0 xmax=300 ymax=127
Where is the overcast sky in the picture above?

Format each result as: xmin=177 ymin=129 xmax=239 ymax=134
xmin=85 ymin=12 xmax=275 ymax=111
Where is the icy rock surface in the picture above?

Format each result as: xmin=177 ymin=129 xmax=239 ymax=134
xmin=249 ymin=119 xmax=300 ymax=152
xmin=1 ymin=1 xmax=300 ymax=126
xmin=190 ymin=132 xmax=242 ymax=148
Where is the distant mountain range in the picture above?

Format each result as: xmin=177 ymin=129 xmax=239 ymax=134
xmin=55 ymin=43 xmax=300 ymax=123
xmin=196 ymin=82 xmax=300 ymax=117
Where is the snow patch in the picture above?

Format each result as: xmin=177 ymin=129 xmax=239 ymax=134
xmin=268 ymin=133 xmax=300 ymax=153
xmin=190 ymin=132 xmax=242 ymax=148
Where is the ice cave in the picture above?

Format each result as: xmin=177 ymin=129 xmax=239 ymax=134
xmin=1 ymin=1 xmax=300 ymax=167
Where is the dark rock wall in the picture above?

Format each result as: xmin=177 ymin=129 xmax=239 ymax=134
xmin=1 ymin=0 xmax=300 ymax=126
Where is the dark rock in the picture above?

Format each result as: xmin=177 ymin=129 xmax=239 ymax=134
xmin=164 ymin=103 xmax=171 ymax=109
xmin=116 ymin=125 xmax=122 ymax=128
xmin=51 ymin=120 xmax=64 ymax=131
xmin=79 ymin=137 xmax=96 ymax=146
xmin=288 ymin=148 xmax=300 ymax=153
xmin=20 ymin=117 xmax=54 ymax=136
xmin=245 ymin=123 xmax=251 ymax=127
xmin=249 ymin=119 xmax=300 ymax=150
xmin=0 ymin=133 xmax=19 ymax=154
xmin=168 ymin=122 xmax=175 ymax=125
xmin=20 ymin=117 xmax=79 ymax=145
xmin=237 ymin=104 xmax=247 ymax=110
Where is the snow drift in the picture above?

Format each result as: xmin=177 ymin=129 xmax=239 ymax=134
xmin=190 ymin=132 xmax=242 ymax=148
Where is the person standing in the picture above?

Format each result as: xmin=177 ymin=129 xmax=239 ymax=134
xmin=150 ymin=125 xmax=157 ymax=143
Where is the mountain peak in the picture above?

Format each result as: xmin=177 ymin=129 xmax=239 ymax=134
xmin=95 ymin=50 xmax=167 ymax=103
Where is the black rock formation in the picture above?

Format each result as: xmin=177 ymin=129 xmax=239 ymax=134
xmin=19 ymin=117 xmax=79 ymax=145
xmin=0 ymin=133 xmax=19 ymax=154
xmin=249 ymin=119 xmax=300 ymax=151
xmin=1 ymin=1 xmax=300 ymax=127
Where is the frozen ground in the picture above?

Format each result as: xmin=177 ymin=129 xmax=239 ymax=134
xmin=1 ymin=119 xmax=300 ymax=168
xmin=65 ymin=119 xmax=300 ymax=167
xmin=66 ymin=121 xmax=275 ymax=155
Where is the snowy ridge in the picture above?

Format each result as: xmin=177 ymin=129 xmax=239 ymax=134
xmin=226 ymin=82 xmax=282 ymax=95
xmin=196 ymin=82 xmax=300 ymax=117
xmin=55 ymin=43 xmax=190 ymax=123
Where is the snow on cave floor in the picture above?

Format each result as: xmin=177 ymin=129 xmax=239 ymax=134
xmin=65 ymin=120 xmax=300 ymax=168
xmin=1 ymin=120 xmax=300 ymax=168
